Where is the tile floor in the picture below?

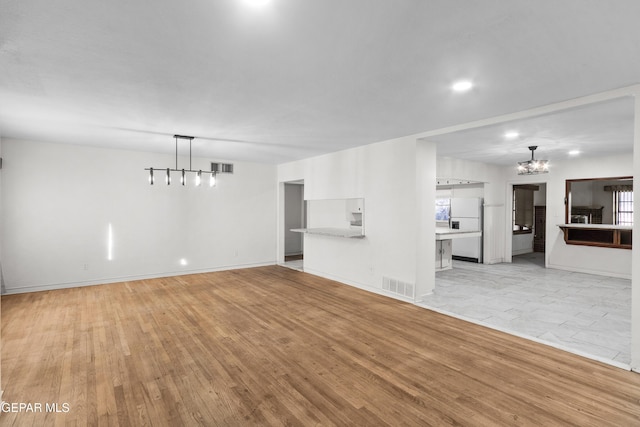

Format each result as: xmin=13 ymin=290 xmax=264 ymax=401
xmin=282 ymin=259 xmax=304 ymax=271
xmin=420 ymin=253 xmax=631 ymax=368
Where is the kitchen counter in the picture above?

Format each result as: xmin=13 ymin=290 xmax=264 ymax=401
xmin=557 ymin=223 xmax=632 ymax=230
xmin=291 ymin=227 xmax=365 ymax=238
xmin=435 ymin=227 xmax=482 ymax=240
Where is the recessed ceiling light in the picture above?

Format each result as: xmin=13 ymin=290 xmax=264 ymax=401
xmin=569 ymin=150 xmax=581 ymax=156
xmin=243 ymin=0 xmax=270 ymax=7
xmin=504 ymin=131 xmax=520 ymax=139
xmin=451 ymin=80 xmax=473 ymax=92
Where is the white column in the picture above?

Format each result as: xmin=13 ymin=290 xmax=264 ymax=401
xmin=415 ymin=139 xmax=437 ymax=301
xmin=632 ymin=94 xmax=640 ymax=372
xmin=276 ymin=182 xmax=286 ymax=265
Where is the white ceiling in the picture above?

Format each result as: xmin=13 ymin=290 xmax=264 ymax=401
xmin=1 ymin=1 xmax=639 ymax=164
xmin=431 ymin=97 xmax=635 ymax=166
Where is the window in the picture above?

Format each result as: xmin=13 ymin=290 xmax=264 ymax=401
xmin=614 ymin=189 xmax=633 ymax=225
xmin=435 ymin=198 xmax=450 ymax=221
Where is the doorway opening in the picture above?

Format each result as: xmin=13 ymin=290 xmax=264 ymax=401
xmin=283 ymin=181 xmax=305 ymax=271
xmin=512 ymin=182 xmax=547 ymax=268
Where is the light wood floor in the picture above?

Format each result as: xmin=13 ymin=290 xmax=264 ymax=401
xmin=2 ymin=266 xmax=640 ymax=426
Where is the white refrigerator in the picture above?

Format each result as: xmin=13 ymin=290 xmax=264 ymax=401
xmin=450 ymin=198 xmax=483 ymax=263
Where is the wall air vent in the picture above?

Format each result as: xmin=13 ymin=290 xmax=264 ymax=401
xmin=211 ymin=162 xmax=234 ymax=174
xmin=382 ymin=276 xmax=415 ymax=299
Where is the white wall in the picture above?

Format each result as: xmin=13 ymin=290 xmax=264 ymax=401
xmin=571 ymin=179 xmax=617 ymax=224
xmin=416 ymin=140 xmax=437 ymax=298
xmin=0 ymin=135 xmax=3 ymax=394
xmin=278 ymin=135 xmax=419 ymax=301
xmin=632 ymin=95 xmax=640 ymax=372
xmin=534 ymin=184 xmax=547 ymax=206
xmin=571 ymin=181 xmax=595 ymax=206
xmin=1 ymin=138 xmax=277 ymax=293
xmin=512 ymin=233 xmax=533 ymax=255
xmin=435 ymin=183 xmax=484 ymax=200
xmin=0 ymin=137 xmax=3 ymax=291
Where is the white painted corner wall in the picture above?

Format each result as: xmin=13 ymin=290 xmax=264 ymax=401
xmin=0 ymin=138 xmax=277 ymax=294
xmin=278 ymin=136 xmax=424 ymax=301
xmin=632 ymin=95 xmax=640 ymax=373
xmin=0 ymin=134 xmax=3 ymax=394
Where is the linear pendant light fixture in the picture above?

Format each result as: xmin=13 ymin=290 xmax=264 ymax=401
xmin=146 ymin=135 xmax=219 ymax=187
xmin=517 ymin=146 xmax=549 ymax=175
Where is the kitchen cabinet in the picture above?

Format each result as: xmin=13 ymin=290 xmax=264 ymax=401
xmin=435 ymin=239 xmax=452 ymax=271
xmin=435 ymin=228 xmax=483 ymax=271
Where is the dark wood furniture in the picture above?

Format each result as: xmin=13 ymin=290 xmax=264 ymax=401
xmin=534 ymin=205 xmax=546 ymax=252
xmin=558 ymin=224 xmax=632 ymax=250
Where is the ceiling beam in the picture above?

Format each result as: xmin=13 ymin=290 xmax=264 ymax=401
xmin=415 ymin=84 xmax=640 ymax=141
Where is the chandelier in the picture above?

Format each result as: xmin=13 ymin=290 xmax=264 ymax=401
xmin=145 ymin=135 xmax=217 ymax=187
xmin=517 ymin=146 xmax=549 ymax=175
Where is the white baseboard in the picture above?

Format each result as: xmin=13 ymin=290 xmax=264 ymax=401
xmin=419 ymin=292 xmax=433 ymax=302
xmin=302 ymin=268 xmax=417 ymax=304
xmin=512 ymin=248 xmax=534 ymax=256
xmin=2 ymin=261 xmax=276 ymax=295
xmin=284 ymin=251 xmax=303 ymax=257
xmin=546 ymin=263 xmax=631 ymax=280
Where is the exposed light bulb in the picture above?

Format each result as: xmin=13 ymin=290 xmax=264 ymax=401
xmin=244 ymin=0 xmax=270 ymax=6
xmin=210 ymin=172 xmax=217 ymax=187
xmin=195 ymin=170 xmax=202 ymax=186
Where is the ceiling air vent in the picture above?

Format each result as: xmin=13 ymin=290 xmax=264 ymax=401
xmin=211 ymin=162 xmax=234 ymax=174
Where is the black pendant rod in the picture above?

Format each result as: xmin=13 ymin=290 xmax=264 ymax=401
xmin=145 ymin=168 xmax=215 ymax=173
xmin=171 ymin=134 xmax=195 ymax=170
